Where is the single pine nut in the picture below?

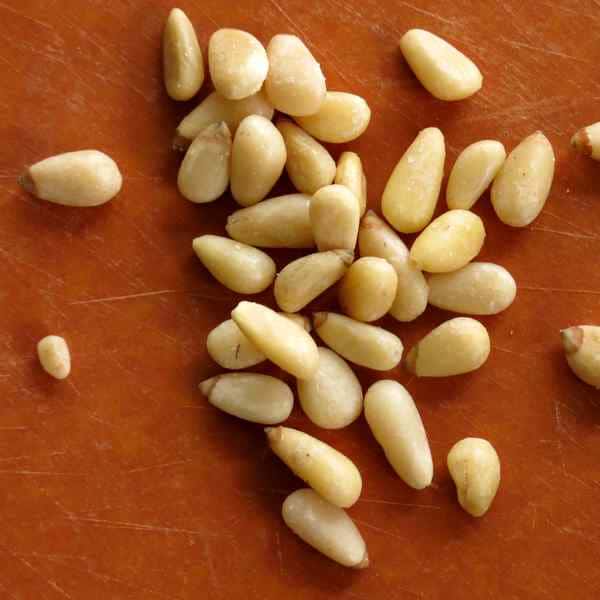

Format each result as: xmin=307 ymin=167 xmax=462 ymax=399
xmin=338 ymin=257 xmax=398 ymax=322
xmin=310 ymin=184 xmax=359 ymax=251
xmin=19 ymin=150 xmax=122 ymax=207
xmin=313 ymin=312 xmax=403 ymax=371
xmin=266 ymin=426 xmax=362 ymax=507
xmin=335 ymin=152 xmax=367 ymax=216
xmin=364 ymin=380 xmax=433 ymax=489
xmin=410 ymin=209 xmax=485 ymax=273
xmin=448 ymin=438 xmax=500 ymax=517
xmin=571 ymin=122 xmax=600 ymax=160
xmin=446 ymin=140 xmax=506 ymax=209
xmin=232 ymin=301 xmax=319 ymax=379
xmin=37 ymin=335 xmax=71 ymax=380
xmin=282 ymin=489 xmax=368 ymax=568
xmin=265 ymin=34 xmax=326 ymax=117
xmin=177 ymin=122 xmax=231 ymax=203
xmin=231 ymin=115 xmax=287 ymax=206
xmin=208 ymin=29 xmax=268 ymax=100
xmin=428 ymin=262 xmax=516 ymax=315
xmin=200 ymin=373 xmax=293 ymax=424
xmin=162 ymin=8 xmax=204 ymax=101
xmin=274 ymin=250 xmax=353 ymax=313
xmin=277 ymin=120 xmax=336 ymax=194
xmin=192 ymin=235 xmax=275 ymax=294
xmin=399 ymin=29 xmax=482 ymax=101
xmin=298 ymin=347 xmax=363 ymax=429
xmin=561 ymin=326 xmax=600 ymax=388
xmin=381 ymin=127 xmax=445 ymax=233
xmin=491 ymin=131 xmax=555 ymax=227
xmin=226 ymin=193 xmax=314 ymax=248
xmin=294 ymin=92 xmax=371 ymax=143
xmin=406 ymin=317 xmax=490 ymax=377
xmin=358 ymin=211 xmax=428 ymax=322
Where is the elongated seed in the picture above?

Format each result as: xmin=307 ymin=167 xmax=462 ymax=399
xmin=266 ymin=426 xmax=362 ymax=507
xmin=177 ymin=122 xmax=231 ymax=203
xmin=37 ymin=335 xmax=71 ymax=380
xmin=364 ymin=380 xmax=433 ymax=489
xmin=338 ymin=257 xmax=398 ymax=322
xmin=275 ymin=250 xmax=353 ymax=313
xmin=410 ymin=209 xmax=485 ymax=273
xmin=446 ymin=140 xmax=506 ymax=209
xmin=381 ymin=127 xmax=445 ymax=233
xmin=265 ymin=34 xmax=326 ymax=116
xmin=335 ymin=152 xmax=367 ymax=216
xmin=231 ymin=115 xmax=287 ymax=206
xmin=311 ymin=184 xmax=359 ymax=251
xmin=192 ymin=235 xmax=275 ymax=294
xmin=19 ymin=150 xmax=122 ymax=207
xmin=232 ymin=302 xmax=319 ymax=379
xmin=298 ymin=347 xmax=363 ymax=429
xmin=448 ymin=438 xmax=500 ymax=517
xmin=571 ymin=122 xmax=600 ymax=160
xmin=399 ymin=29 xmax=482 ymax=101
xmin=200 ymin=373 xmax=293 ymax=424
xmin=313 ymin=312 xmax=403 ymax=371
xmin=406 ymin=317 xmax=490 ymax=377
xmin=491 ymin=131 xmax=555 ymax=227
xmin=561 ymin=325 xmax=600 ymax=388
xmin=282 ymin=489 xmax=369 ymax=568
xmin=226 ymin=193 xmax=314 ymax=248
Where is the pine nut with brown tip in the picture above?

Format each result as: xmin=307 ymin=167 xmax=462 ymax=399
xmin=571 ymin=122 xmax=600 ymax=160
xmin=561 ymin=325 xmax=600 ymax=388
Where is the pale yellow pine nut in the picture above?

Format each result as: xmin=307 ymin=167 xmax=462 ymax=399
xmin=561 ymin=326 xmax=600 ymax=388
xmin=310 ymin=184 xmax=359 ymax=251
xmin=571 ymin=122 xmax=600 ymax=160
xmin=335 ymin=152 xmax=367 ymax=216
xmin=37 ymin=335 xmax=71 ymax=380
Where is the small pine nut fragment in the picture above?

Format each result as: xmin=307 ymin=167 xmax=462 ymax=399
xmin=491 ymin=131 xmax=555 ymax=227
xmin=177 ymin=122 xmax=231 ymax=203
xmin=232 ymin=302 xmax=319 ymax=379
xmin=381 ymin=127 xmax=445 ymax=234
xmin=338 ymin=257 xmax=398 ymax=322
xmin=447 ymin=438 xmax=500 ymax=517
xmin=266 ymin=426 xmax=362 ymax=507
xmin=335 ymin=152 xmax=367 ymax=216
xmin=19 ymin=150 xmax=122 ymax=207
xmin=275 ymin=250 xmax=353 ymax=313
xmin=200 ymin=373 xmax=293 ymax=424
xmin=265 ymin=34 xmax=326 ymax=117
xmin=298 ymin=347 xmax=363 ymax=429
xmin=192 ymin=235 xmax=275 ymax=294
xmin=231 ymin=115 xmax=287 ymax=206
xmin=446 ymin=140 xmax=506 ymax=209
xmin=561 ymin=325 xmax=600 ymax=388
xmin=208 ymin=29 xmax=268 ymax=100
xmin=364 ymin=380 xmax=433 ymax=489
xmin=313 ymin=312 xmax=403 ymax=371
xmin=277 ymin=120 xmax=336 ymax=194
xmin=428 ymin=262 xmax=516 ymax=315
xmin=571 ymin=122 xmax=600 ymax=160
xmin=282 ymin=489 xmax=368 ymax=568
xmin=294 ymin=92 xmax=371 ymax=143
xmin=410 ymin=209 xmax=485 ymax=273
xmin=37 ymin=335 xmax=71 ymax=380
xmin=311 ymin=184 xmax=359 ymax=251
xmin=399 ymin=29 xmax=482 ymax=101
xmin=406 ymin=317 xmax=490 ymax=377
xmin=162 ymin=8 xmax=204 ymax=101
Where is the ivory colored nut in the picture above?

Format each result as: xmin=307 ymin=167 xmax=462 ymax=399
xmin=338 ymin=257 xmax=398 ymax=322
xmin=410 ymin=209 xmax=485 ymax=273
xmin=192 ymin=235 xmax=275 ymax=294
xmin=399 ymin=29 xmax=483 ymax=101
xmin=231 ymin=115 xmax=287 ymax=207
xmin=447 ymin=438 xmax=500 ymax=517
xmin=491 ymin=131 xmax=555 ymax=227
xmin=561 ymin=325 xmax=600 ymax=388
xmin=208 ymin=29 xmax=268 ymax=100
xmin=571 ymin=122 xmax=600 ymax=160
xmin=282 ymin=489 xmax=369 ymax=569
xmin=335 ymin=152 xmax=367 ymax=216
xmin=298 ymin=347 xmax=363 ymax=430
xmin=446 ymin=140 xmax=506 ymax=210
xmin=406 ymin=317 xmax=490 ymax=377
xmin=266 ymin=426 xmax=362 ymax=508
xmin=364 ymin=380 xmax=433 ymax=489
xmin=37 ymin=335 xmax=71 ymax=380
xmin=381 ymin=127 xmax=445 ymax=234
xmin=265 ymin=34 xmax=326 ymax=117
xmin=19 ymin=150 xmax=122 ymax=207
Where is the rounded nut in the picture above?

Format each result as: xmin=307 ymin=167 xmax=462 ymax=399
xmin=37 ymin=335 xmax=71 ymax=380
xmin=335 ymin=152 xmax=367 ymax=216
xmin=571 ymin=122 xmax=600 ymax=161
xmin=561 ymin=325 xmax=600 ymax=388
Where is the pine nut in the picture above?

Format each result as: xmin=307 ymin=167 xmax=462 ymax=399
xmin=37 ymin=335 xmax=70 ymax=380
xmin=561 ymin=325 xmax=600 ymax=388
xmin=310 ymin=184 xmax=359 ymax=251
xmin=335 ymin=151 xmax=367 ymax=216
xmin=571 ymin=122 xmax=600 ymax=160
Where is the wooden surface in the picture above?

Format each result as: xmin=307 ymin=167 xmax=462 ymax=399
xmin=2 ymin=1 xmax=600 ymax=598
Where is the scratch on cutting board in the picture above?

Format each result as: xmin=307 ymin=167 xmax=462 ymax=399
xmin=543 ymin=210 xmax=597 ymax=237
xmin=520 ymin=286 xmax=600 ymax=296
xmin=395 ymin=0 xmax=458 ymax=26
xmin=502 ymin=38 xmax=586 ymax=63
xmin=358 ymin=497 xmax=440 ymax=509
xmin=69 ymin=289 xmax=178 ymax=305
xmin=126 ymin=459 xmax=195 ymax=474
xmin=274 ymin=531 xmax=285 ymax=578
xmin=62 ymin=516 xmax=210 ymax=537
xmin=529 ymin=225 xmax=599 ymax=241
xmin=0 ymin=1 xmax=53 ymax=31
xmin=202 ymin=540 xmax=220 ymax=591
xmin=352 ymin=518 xmax=406 ymax=542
